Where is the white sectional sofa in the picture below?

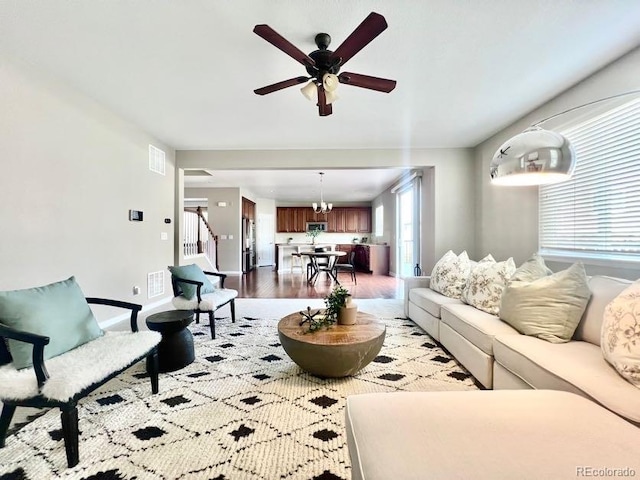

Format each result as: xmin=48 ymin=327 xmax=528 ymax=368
xmin=344 ymin=270 xmax=640 ymax=480
xmin=404 ymin=273 xmax=640 ymax=425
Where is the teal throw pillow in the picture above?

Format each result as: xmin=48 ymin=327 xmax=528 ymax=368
xmin=0 ymin=276 xmax=103 ymax=369
xmin=168 ymin=264 xmax=216 ymax=300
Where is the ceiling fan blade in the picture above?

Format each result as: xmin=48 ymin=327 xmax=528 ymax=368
xmin=330 ymin=12 xmax=388 ymax=67
xmin=317 ymin=85 xmax=332 ymax=116
xmin=253 ymin=24 xmax=316 ymax=67
xmin=338 ymin=72 xmax=396 ymax=92
xmin=254 ymin=76 xmax=309 ymax=96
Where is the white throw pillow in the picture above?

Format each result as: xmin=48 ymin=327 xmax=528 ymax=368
xmin=430 ymin=250 xmax=471 ymax=299
xmin=500 ymin=262 xmax=591 ymax=343
xmin=462 ymin=257 xmax=516 ymax=315
xmin=601 ymin=281 xmax=640 ymax=388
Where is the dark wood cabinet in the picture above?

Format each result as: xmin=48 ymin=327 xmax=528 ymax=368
xmin=353 ymin=244 xmax=390 ymax=275
xmin=242 ymin=197 xmax=255 ymax=221
xmin=327 ymin=209 xmax=346 ymax=233
xmin=277 ymin=207 xmax=371 ymax=233
xmin=357 ymin=208 xmax=371 ymax=233
xmin=276 ymin=207 xmax=306 ymax=233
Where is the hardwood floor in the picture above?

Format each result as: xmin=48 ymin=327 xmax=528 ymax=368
xmin=225 ymin=266 xmax=404 ymax=299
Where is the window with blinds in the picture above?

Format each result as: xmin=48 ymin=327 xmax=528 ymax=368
xmin=539 ymin=97 xmax=640 ymax=262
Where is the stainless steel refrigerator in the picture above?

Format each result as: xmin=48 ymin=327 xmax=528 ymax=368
xmin=242 ymin=218 xmax=256 ymax=273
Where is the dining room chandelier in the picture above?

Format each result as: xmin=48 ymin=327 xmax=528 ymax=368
xmin=312 ymin=172 xmax=333 ymax=214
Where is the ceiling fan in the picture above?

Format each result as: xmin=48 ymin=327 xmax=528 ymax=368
xmin=253 ymin=12 xmax=397 ymax=117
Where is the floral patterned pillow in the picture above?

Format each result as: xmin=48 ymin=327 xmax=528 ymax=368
xmin=430 ymin=250 xmax=471 ymax=299
xmin=601 ymin=281 xmax=640 ymax=388
xmin=462 ymin=257 xmax=516 ymax=315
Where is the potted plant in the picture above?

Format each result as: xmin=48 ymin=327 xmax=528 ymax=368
xmin=324 ymin=285 xmax=357 ymax=325
xmin=306 ymin=227 xmax=322 ymax=245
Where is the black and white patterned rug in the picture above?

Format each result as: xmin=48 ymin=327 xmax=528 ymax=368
xmin=0 ymin=299 xmax=478 ymax=480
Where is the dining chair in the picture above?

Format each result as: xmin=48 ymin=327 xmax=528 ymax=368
xmin=308 ymin=247 xmax=330 ymax=281
xmin=334 ymin=250 xmax=357 ymax=284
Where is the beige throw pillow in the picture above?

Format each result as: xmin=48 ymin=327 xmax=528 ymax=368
xmin=601 ymin=281 xmax=640 ymax=388
xmin=462 ymin=257 xmax=516 ymax=315
xmin=430 ymin=250 xmax=471 ymax=299
xmin=499 ymin=262 xmax=591 ymax=343
xmin=510 ymin=253 xmax=552 ymax=283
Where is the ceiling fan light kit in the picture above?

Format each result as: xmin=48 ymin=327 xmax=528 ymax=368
xmin=253 ymin=12 xmax=397 ymax=116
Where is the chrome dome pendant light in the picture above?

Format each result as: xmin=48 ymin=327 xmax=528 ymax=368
xmin=312 ymin=172 xmax=333 ymax=214
xmin=490 ymin=90 xmax=640 ymax=186
xmin=490 ymin=127 xmax=575 ymax=186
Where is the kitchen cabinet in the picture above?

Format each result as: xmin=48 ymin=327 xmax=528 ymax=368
xmin=354 ymin=244 xmax=390 ymax=275
xmin=344 ymin=207 xmax=371 ymax=233
xmin=276 ymin=207 xmax=305 ymax=233
xmin=242 ymin=197 xmax=255 ymax=221
xmin=276 ymin=207 xmax=371 ymax=233
xmin=328 ymin=208 xmax=346 ymax=233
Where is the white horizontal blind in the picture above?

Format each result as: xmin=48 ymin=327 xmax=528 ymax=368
xmin=539 ymin=98 xmax=640 ymax=260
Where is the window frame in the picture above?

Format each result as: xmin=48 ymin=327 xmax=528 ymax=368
xmin=538 ymin=97 xmax=640 ymax=268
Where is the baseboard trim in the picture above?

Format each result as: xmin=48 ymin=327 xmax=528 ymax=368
xmin=99 ymin=296 xmax=172 ymax=329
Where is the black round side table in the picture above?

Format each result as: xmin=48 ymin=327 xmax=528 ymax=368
xmin=145 ymin=310 xmax=195 ymax=372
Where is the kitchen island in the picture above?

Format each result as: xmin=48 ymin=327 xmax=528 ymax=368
xmin=275 ymin=243 xmax=336 ymax=273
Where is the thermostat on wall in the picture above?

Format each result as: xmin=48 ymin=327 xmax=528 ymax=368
xmin=129 ymin=210 xmax=143 ymax=221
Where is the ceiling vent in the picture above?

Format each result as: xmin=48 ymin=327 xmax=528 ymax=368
xmin=148 ymin=145 xmax=166 ymax=175
xmin=147 ymin=271 xmax=164 ymax=298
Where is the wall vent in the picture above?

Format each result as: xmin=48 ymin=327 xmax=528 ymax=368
xmin=147 ymin=271 xmax=164 ymax=298
xmin=148 ymin=145 xmax=166 ymax=175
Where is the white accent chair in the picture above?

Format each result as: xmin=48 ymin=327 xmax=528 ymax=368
xmin=0 ymin=298 xmax=160 ymax=468
xmin=170 ymin=270 xmax=238 ymax=339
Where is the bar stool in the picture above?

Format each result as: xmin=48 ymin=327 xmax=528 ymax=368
xmin=291 ymin=251 xmax=304 ymax=273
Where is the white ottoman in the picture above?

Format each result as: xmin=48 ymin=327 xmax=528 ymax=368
xmin=346 ymin=390 xmax=640 ymax=480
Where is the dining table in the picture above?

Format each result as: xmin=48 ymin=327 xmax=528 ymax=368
xmin=296 ymin=250 xmax=346 ymax=285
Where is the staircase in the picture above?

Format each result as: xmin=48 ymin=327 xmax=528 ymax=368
xmin=183 ymin=206 xmax=218 ymax=269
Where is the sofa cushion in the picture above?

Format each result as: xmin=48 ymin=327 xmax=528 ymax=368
xmin=461 ymin=257 xmax=516 ymax=315
xmin=601 ymin=280 xmax=640 ymax=388
xmin=510 ymin=253 xmax=552 ymax=282
xmin=499 ymin=262 xmax=591 ymax=343
xmin=441 ymin=304 xmax=520 ymax=356
xmin=493 ymin=334 xmax=640 ymax=424
xmin=168 ymin=264 xmax=216 ymax=300
xmin=408 ymin=287 xmax=462 ymax=319
xmin=574 ymin=276 xmax=632 ymax=345
xmin=429 ymin=250 xmax=471 ymax=299
xmin=0 ymin=277 xmax=103 ymax=369
xmin=346 ymin=390 xmax=640 ymax=480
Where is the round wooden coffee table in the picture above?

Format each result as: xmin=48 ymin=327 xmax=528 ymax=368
xmin=278 ymin=310 xmax=386 ymax=377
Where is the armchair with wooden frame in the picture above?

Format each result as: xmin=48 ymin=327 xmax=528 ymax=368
xmin=169 ymin=267 xmax=238 ymax=339
xmin=0 ymin=297 xmax=160 ymax=468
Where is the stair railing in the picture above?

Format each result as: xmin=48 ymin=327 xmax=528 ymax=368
xmin=183 ymin=207 xmax=218 ymax=269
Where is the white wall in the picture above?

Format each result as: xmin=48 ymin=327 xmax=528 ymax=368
xmin=177 ymin=148 xmax=477 ymax=276
xmin=184 ymin=187 xmax=241 ymax=273
xmin=0 ymin=58 xmax=176 ymax=325
xmin=475 ymin=46 xmax=640 ymax=279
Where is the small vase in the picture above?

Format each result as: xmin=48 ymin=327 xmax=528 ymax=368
xmin=338 ymin=296 xmax=357 ymax=325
